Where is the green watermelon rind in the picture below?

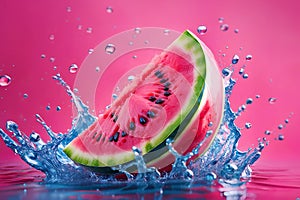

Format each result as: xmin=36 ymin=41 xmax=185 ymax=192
xmin=64 ymin=30 xmax=207 ymax=167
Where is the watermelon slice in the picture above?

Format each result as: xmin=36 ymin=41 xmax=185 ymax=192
xmin=63 ymin=30 xmax=224 ymax=172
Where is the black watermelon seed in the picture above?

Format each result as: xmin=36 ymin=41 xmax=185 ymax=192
xmin=113 ymin=132 xmax=120 ymax=142
xmin=160 ymin=78 xmax=168 ymax=83
xmin=164 ymin=82 xmax=171 ymax=87
xmin=155 ymin=99 xmax=165 ymax=104
xmin=96 ymin=134 xmax=102 ymax=142
xmin=139 ymin=116 xmax=148 ymax=125
xmin=154 ymin=70 xmax=161 ymax=76
xmin=163 ymin=87 xmax=169 ymax=91
xmin=149 ymin=96 xmax=156 ymax=102
xmin=121 ymin=131 xmax=127 ymax=137
xmin=113 ymin=115 xmax=118 ymax=123
xmin=164 ymin=91 xmax=171 ymax=96
xmin=108 ymin=135 xmax=114 ymax=142
xmin=129 ymin=122 xmax=136 ymax=130
xmin=147 ymin=110 xmax=156 ymax=118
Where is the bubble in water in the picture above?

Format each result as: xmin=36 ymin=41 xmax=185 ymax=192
xmin=56 ymin=106 xmax=61 ymax=111
xmin=105 ymin=44 xmax=116 ymax=54
xmin=246 ymin=55 xmax=252 ymax=61
xmin=95 ymin=66 xmax=100 ymax=72
xmin=128 ymin=75 xmax=135 ymax=82
xmin=243 ymin=74 xmax=249 ymax=79
xmin=106 ymin=6 xmax=113 ymax=13
xmin=69 ymin=64 xmax=78 ymax=74
xmin=49 ymin=34 xmax=55 ymax=41
xmin=197 ymin=25 xmax=207 ymax=35
xmin=163 ymin=29 xmax=170 ymax=35
xmin=88 ymin=49 xmax=94 ymax=54
xmin=46 ymin=105 xmax=51 ymax=110
xmin=246 ymin=98 xmax=253 ymax=104
xmin=278 ymin=134 xmax=284 ymax=141
xmin=220 ymin=24 xmax=229 ymax=31
xmin=245 ymin=122 xmax=252 ymax=129
xmin=23 ymin=93 xmax=28 ymax=99
xmin=265 ymin=130 xmax=271 ymax=135
xmin=218 ymin=17 xmax=224 ymax=23
xmin=0 ymin=75 xmax=12 ymax=87
xmin=232 ymin=54 xmax=239 ymax=64
xmin=234 ymin=29 xmax=239 ymax=33
xmin=66 ymin=6 xmax=72 ymax=12
xmin=86 ymin=27 xmax=93 ymax=34
xmin=268 ymin=97 xmax=277 ymax=104
xmin=134 ymin=27 xmax=141 ymax=34
xmin=278 ymin=124 xmax=283 ymax=130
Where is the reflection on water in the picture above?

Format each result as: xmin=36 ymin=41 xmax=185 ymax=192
xmin=1 ymin=163 xmax=299 ymax=199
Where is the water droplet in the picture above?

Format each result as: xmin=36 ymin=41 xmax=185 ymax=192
xmin=30 ymin=132 xmax=40 ymax=142
xmin=206 ymin=130 xmax=213 ymax=137
xmin=246 ymin=98 xmax=253 ymax=104
xmin=112 ymin=93 xmax=118 ymax=100
xmin=278 ymin=134 xmax=284 ymax=141
xmin=46 ymin=105 xmax=51 ymax=110
xmin=23 ymin=93 xmax=28 ymax=99
xmin=245 ymin=122 xmax=252 ymax=129
xmin=66 ymin=6 xmax=72 ymax=12
xmin=232 ymin=54 xmax=239 ymax=64
xmin=234 ymin=29 xmax=239 ymax=33
xmin=69 ymin=64 xmax=78 ymax=74
xmin=86 ymin=27 xmax=93 ymax=34
xmin=268 ymin=97 xmax=277 ymax=104
xmin=218 ymin=17 xmax=224 ymax=23
xmin=144 ymin=40 xmax=149 ymax=45
xmin=220 ymin=24 xmax=229 ymax=31
xmin=197 ymin=25 xmax=207 ymax=35
xmin=163 ymin=29 xmax=170 ymax=35
xmin=106 ymin=6 xmax=113 ymax=13
xmin=41 ymin=54 xmax=46 ymax=59
xmin=49 ymin=34 xmax=55 ymax=41
xmin=256 ymin=94 xmax=260 ymax=99
xmin=134 ymin=27 xmax=141 ymax=34
xmin=95 ymin=66 xmax=100 ymax=72
xmin=53 ymin=66 xmax=57 ymax=70
xmin=0 ymin=75 xmax=12 ymax=86
xmin=239 ymin=68 xmax=244 ymax=75
xmin=264 ymin=130 xmax=271 ymax=135
xmin=242 ymin=74 xmax=249 ymax=79
xmin=88 ymin=48 xmax=94 ymax=54
xmin=132 ymin=55 xmax=137 ymax=59
xmin=129 ymin=41 xmax=134 ymax=46
xmin=246 ymin=55 xmax=252 ymax=61
xmin=206 ymin=172 xmax=217 ymax=181
xmin=105 ymin=104 xmax=111 ymax=110
xmin=128 ymin=75 xmax=135 ymax=82
xmin=285 ymin=119 xmax=289 ymax=124
xmin=56 ymin=106 xmax=61 ymax=111
xmin=105 ymin=44 xmax=116 ymax=54
xmin=222 ymin=68 xmax=231 ymax=76
xmin=278 ymin=124 xmax=283 ymax=130
xmin=77 ymin=25 xmax=83 ymax=30
xmin=208 ymin=121 xmax=213 ymax=127
xmin=49 ymin=57 xmax=55 ymax=63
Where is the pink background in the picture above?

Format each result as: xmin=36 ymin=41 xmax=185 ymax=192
xmin=0 ymin=0 xmax=299 ymax=178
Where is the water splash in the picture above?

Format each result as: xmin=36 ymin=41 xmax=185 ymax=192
xmin=0 ymin=72 xmax=267 ymax=186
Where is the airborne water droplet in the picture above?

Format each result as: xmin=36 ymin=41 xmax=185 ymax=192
xmin=134 ymin=27 xmax=141 ymax=34
xmin=285 ymin=119 xmax=289 ymax=124
xmin=69 ymin=64 xmax=78 ymax=74
xmin=234 ymin=29 xmax=239 ymax=33
xmin=0 ymin=75 xmax=12 ymax=87
xmin=222 ymin=68 xmax=231 ymax=76
xmin=246 ymin=54 xmax=252 ymax=61
xmin=278 ymin=134 xmax=284 ymax=141
xmin=86 ymin=27 xmax=93 ymax=34
xmin=278 ymin=124 xmax=283 ymax=130
xmin=232 ymin=54 xmax=239 ymax=64
xmin=220 ymin=24 xmax=229 ymax=31
xmin=218 ymin=17 xmax=224 ymax=23
xmin=23 ymin=93 xmax=28 ymax=99
xmin=105 ymin=44 xmax=116 ymax=54
xmin=41 ymin=54 xmax=46 ymax=59
xmin=46 ymin=105 xmax=51 ymax=110
xmin=243 ymin=74 xmax=249 ymax=79
xmin=56 ymin=106 xmax=61 ymax=111
xmin=88 ymin=49 xmax=94 ymax=54
xmin=112 ymin=93 xmax=118 ymax=100
xmin=66 ymin=6 xmax=72 ymax=12
xmin=245 ymin=122 xmax=252 ymax=129
xmin=95 ymin=66 xmax=100 ymax=72
xmin=163 ymin=29 xmax=170 ymax=35
xmin=197 ymin=25 xmax=207 ymax=35
xmin=246 ymin=98 xmax=253 ymax=104
xmin=265 ymin=130 xmax=271 ymax=135
xmin=49 ymin=34 xmax=55 ymax=41
xmin=268 ymin=97 xmax=277 ymax=104
xmin=106 ymin=6 xmax=113 ymax=13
